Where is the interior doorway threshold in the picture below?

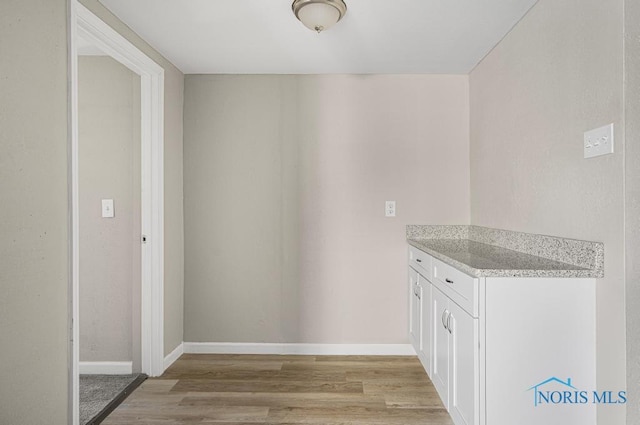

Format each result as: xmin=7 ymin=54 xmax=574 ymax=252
xmin=81 ymin=373 xmax=147 ymax=425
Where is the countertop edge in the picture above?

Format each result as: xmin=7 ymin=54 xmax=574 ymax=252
xmin=407 ymin=239 xmax=604 ymax=279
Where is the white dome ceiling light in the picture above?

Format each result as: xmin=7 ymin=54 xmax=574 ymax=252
xmin=292 ymin=0 xmax=347 ymax=33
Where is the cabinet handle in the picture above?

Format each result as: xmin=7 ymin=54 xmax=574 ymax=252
xmin=447 ymin=313 xmax=452 ymax=334
xmin=416 ymin=259 xmax=422 ymax=263
xmin=445 ymin=278 xmax=454 ymax=284
xmin=442 ymin=309 xmax=449 ymax=329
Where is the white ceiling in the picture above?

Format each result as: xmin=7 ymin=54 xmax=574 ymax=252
xmin=99 ymin=0 xmax=538 ymax=74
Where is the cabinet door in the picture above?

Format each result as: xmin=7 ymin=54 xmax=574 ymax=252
xmin=409 ymin=268 xmax=421 ymax=351
xmin=431 ymin=286 xmax=449 ymax=408
xmin=419 ymin=277 xmax=432 ymax=376
xmin=448 ymin=301 xmax=479 ymax=425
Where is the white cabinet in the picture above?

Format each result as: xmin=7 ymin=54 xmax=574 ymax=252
xmin=408 ymin=267 xmax=421 ymax=350
xmin=409 ymin=245 xmax=432 ymax=280
xmin=482 ymin=278 xmax=596 ymax=425
xmin=448 ymin=298 xmax=479 ymax=425
xmin=408 ymin=244 xmax=596 ymax=425
xmin=409 ymin=246 xmax=432 ymax=376
xmin=431 ymin=285 xmax=450 ymax=407
xmin=430 ymin=283 xmax=479 ymax=422
xmin=419 ymin=278 xmax=431 ymax=375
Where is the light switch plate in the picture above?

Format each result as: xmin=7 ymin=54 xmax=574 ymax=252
xmin=584 ymin=123 xmax=614 ymax=158
xmin=385 ymin=201 xmax=396 ymax=217
xmin=102 ymin=199 xmax=114 ymax=218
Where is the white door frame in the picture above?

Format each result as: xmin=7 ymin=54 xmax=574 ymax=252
xmin=69 ymin=2 xmax=165 ymax=424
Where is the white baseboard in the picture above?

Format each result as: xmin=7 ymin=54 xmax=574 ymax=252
xmin=183 ymin=343 xmax=415 ymax=356
xmin=79 ymin=361 xmax=133 ymax=375
xmin=164 ymin=342 xmax=184 ymax=370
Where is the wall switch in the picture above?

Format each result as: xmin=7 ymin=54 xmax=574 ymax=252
xmin=584 ymin=123 xmax=614 ymax=158
xmin=101 ymin=199 xmax=114 ymax=218
xmin=385 ymin=201 xmax=396 ymax=217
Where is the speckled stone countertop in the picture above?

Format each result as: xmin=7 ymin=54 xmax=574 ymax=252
xmin=407 ymin=225 xmax=604 ymax=278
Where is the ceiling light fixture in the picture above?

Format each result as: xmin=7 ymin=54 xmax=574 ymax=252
xmin=292 ymin=0 xmax=347 ymax=33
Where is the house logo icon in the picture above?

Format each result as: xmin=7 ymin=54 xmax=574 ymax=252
xmin=527 ymin=377 xmax=627 ymax=406
xmin=527 ymin=377 xmax=577 ymax=407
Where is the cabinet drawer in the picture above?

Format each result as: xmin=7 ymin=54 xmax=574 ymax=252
xmin=433 ymin=258 xmax=478 ymax=317
xmin=409 ymin=245 xmax=432 ymax=280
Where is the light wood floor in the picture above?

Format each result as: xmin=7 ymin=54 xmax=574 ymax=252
xmin=103 ymin=354 xmax=454 ymax=425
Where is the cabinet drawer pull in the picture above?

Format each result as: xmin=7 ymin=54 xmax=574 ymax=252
xmin=416 ymin=259 xmax=422 ymax=263
xmin=445 ymin=278 xmax=454 ymax=284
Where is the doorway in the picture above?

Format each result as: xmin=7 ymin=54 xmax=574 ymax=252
xmin=70 ymin=2 xmax=165 ymax=425
xmin=77 ymin=51 xmax=144 ymax=424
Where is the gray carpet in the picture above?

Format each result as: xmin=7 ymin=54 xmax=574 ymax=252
xmin=80 ymin=374 xmax=144 ymax=425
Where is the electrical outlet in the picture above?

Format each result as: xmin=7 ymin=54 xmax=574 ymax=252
xmin=584 ymin=124 xmax=614 ymax=158
xmin=385 ymin=201 xmax=396 ymax=217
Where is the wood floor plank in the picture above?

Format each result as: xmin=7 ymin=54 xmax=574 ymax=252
xmin=363 ymin=381 xmax=439 ymax=394
xmin=384 ymin=392 xmax=447 ymax=409
xmin=130 ymin=379 xmax=179 ymax=393
xmin=179 ymin=392 xmax=387 ymax=409
xmin=167 ymin=358 xmax=285 ymax=368
xmin=345 ymin=368 xmax=433 ymax=381
xmin=267 ymin=406 xmax=451 ymax=425
xmin=103 ymin=405 xmax=269 ymax=424
xmin=163 ymin=367 xmax=346 ymax=382
xmin=280 ymin=360 xmax=424 ymax=371
xmin=315 ymin=355 xmax=422 ymax=363
xmin=162 ymin=368 xmax=283 ymax=380
xmin=102 ymin=354 xmax=454 ymax=425
xmin=179 ymin=354 xmax=316 ymax=362
xmin=171 ymin=378 xmax=364 ymax=394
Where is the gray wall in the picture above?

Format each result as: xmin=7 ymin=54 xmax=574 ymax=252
xmin=79 ymin=0 xmax=185 ymax=357
xmin=0 ymin=1 xmax=69 ymax=424
xmin=184 ymin=75 xmax=470 ymax=344
xmin=625 ymin=0 xmax=640 ymax=423
xmin=469 ymin=0 xmax=625 ymax=424
xmin=78 ymin=56 xmax=141 ymax=368
xmin=0 ymin=2 xmax=183 ymax=421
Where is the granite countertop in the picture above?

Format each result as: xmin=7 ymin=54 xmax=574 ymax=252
xmin=407 ymin=226 xmax=604 ymax=278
